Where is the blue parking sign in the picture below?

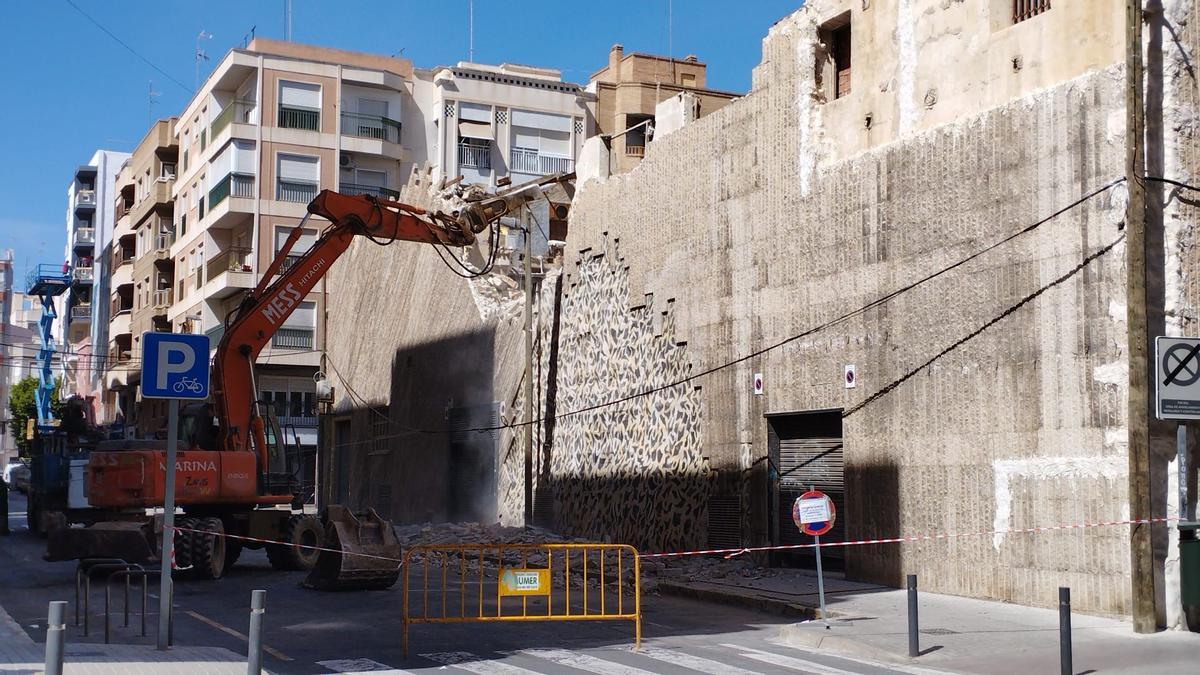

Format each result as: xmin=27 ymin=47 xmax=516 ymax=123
xmin=141 ymin=332 xmax=210 ymax=399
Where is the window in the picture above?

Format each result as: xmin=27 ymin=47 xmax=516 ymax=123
xmin=276 ymin=154 xmax=319 ymax=202
xmin=161 ymin=162 xmax=176 ymax=179
xmin=680 ymin=72 xmax=697 ymax=87
xmin=274 ymin=225 xmax=318 ymax=272
xmin=1012 ymin=1 xmax=1050 ymax=24
xmin=818 ymin=14 xmax=852 ymax=100
xmin=278 ymin=80 xmax=321 ymax=131
xmin=371 ymin=407 xmax=389 ymax=455
xmin=457 ymin=137 xmax=491 ymax=169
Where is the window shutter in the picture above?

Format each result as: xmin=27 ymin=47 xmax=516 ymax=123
xmin=279 ymin=81 xmax=321 ymax=109
xmin=282 ymin=301 xmax=316 ymax=328
xmin=278 ymin=154 xmax=319 ymax=182
xmin=275 ymin=226 xmax=318 ymax=254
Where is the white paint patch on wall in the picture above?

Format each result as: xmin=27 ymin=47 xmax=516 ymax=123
xmin=1093 ymin=360 xmax=1128 ymax=387
xmin=792 ymin=16 xmax=821 ymax=197
xmin=992 ymin=456 xmax=1126 ymax=550
xmin=896 ymin=0 xmax=918 ymax=135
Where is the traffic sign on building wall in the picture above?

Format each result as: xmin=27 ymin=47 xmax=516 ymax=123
xmin=1156 ymin=336 xmax=1200 ymax=420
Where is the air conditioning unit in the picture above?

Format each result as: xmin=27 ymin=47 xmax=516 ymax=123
xmin=339 ymin=152 xmax=355 ymax=168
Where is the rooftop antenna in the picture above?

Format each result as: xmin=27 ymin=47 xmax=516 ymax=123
xmin=284 ymin=0 xmax=293 ymax=41
xmin=148 ymin=80 xmax=161 ymax=127
xmin=195 ymin=30 xmax=213 ymax=89
xmin=242 ymin=25 xmax=257 ymax=49
xmin=468 ymin=0 xmax=474 ymax=62
xmin=669 ymin=0 xmax=675 ymax=84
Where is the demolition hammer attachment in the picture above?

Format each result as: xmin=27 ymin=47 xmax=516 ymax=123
xmin=302 ymin=506 xmax=402 ymax=591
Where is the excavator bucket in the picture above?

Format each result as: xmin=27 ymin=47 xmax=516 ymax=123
xmin=45 ymin=521 xmax=158 ymax=564
xmin=302 ymin=506 xmax=401 ymax=591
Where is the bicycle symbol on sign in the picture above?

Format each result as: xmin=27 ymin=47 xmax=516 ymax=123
xmin=173 ymin=376 xmax=204 ymax=394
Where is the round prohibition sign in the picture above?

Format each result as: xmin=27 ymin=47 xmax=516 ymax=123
xmin=1164 ymin=343 xmax=1200 ymax=387
xmin=793 ymin=490 xmax=836 ymax=537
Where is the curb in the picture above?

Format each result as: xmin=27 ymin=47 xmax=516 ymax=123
xmin=776 ymin=622 xmax=914 ymax=665
xmin=655 ymin=580 xmax=836 ymax=620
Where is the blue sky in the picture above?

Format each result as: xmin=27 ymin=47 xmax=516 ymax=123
xmin=0 ymin=0 xmax=802 ymax=275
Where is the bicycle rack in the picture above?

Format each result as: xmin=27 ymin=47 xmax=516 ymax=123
xmin=76 ymin=559 xmax=157 ymax=643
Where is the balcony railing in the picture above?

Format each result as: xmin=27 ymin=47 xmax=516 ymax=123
xmin=340 ymin=183 xmax=399 ymax=200
xmin=153 ymin=289 xmax=172 ymax=308
xmin=207 ymin=247 xmax=253 ymax=278
xmin=458 ymin=143 xmax=491 ymax=169
xmin=209 ymin=172 xmax=256 ymax=208
xmin=155 ymin=232 xmax=175 ymax=252
xmin=76 ymin=190 xmax=96 ymax=207
xmin=70 ymin=305 xmax=92 ymax=321
xmin=278 ymin=414 xmax=318 ymax=428
xmin=272 ymin=327 xmax=314 ymax=350
xmin=108 ymin=342 xmax=133 ymax=364
xmin=74 ymin=227 xmax=95 ymax=246
xmin=278 ymin=105 xmax=319 ymax=131
xmin=115 ymin=198 xmax=132 ymax=220
xmin=340 ymin=111 xmax=401 ymax=144
xmin=211 ymin=100 xmax=258 ymax=138
xmin=510 ymin=147 xmax=573 ymax=175
xmin=625 ymin=143 xmax=646 ymax=157
xmin=277 ymin=179 xmax=318 ymax=203
xmin=112 ymin=250 xmax=134 ymax=269
xmin=279 ymin=254 xmax=304 ymax=274
xmin=206 ymin=323 xmax=226 ymax=345
xmin=73 ymin=267 xmax=94 ymax=283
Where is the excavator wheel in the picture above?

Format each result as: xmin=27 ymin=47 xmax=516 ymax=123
xmin=224 ymin=537 xmax=243 ymax=571
xmin=266 ymin=515 xmax=323 ymax=571
xmin=173 ymin=517 xmax=196 ymax=578
xmin=191 ymin=517 xmax=227 ymax=580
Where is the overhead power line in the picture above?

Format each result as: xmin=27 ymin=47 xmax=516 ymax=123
xmin=64 ymin=0 xmax=191 ymax=93
xmin=323 ymin=176 xmax=1131 ymax=445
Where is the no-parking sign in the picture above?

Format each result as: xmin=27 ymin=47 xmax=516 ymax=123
xmin=793 ymin=490 xmax=836 ymax=537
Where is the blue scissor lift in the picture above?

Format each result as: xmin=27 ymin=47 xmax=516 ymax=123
xmin=23 ymin=263 xmax=74 ymax=534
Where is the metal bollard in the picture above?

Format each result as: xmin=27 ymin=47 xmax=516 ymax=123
xmin=907 ymin=574 xmax=920 ymax=658
xmin=1059 ymin=587 xmax=1072 ymax=675
xmin=44 ymin=601 xmax=66 ymax=675
xmin=247 ymin=590 xmax=266 ymax=675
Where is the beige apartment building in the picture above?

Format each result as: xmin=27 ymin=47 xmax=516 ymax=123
xmin=589 ymin=45 xmax=738 ymax=174
xmin=168 ymin=38 xmax=414 ymax=456
xmin=100 ymin=119 xmax=178 ymax=432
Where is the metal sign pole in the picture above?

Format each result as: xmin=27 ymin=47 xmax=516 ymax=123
xmin=814 ymin=534 xmax=829 ymax=628
xmin=156 ymin=398 xmax=179 ymax=650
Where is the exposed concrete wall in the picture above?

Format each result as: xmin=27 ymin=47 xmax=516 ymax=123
xmin=560 ymin=6 xmax=1132 ymax=613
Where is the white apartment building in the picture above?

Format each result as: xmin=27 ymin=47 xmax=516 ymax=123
xmin=168 ymin=38 xmax=414 ymax=450
xmin=58 ymin=150 xmax=130 ymax=414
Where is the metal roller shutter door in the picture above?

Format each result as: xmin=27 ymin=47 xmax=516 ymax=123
xmin=778 ymin=437 xmax=845 ymax=557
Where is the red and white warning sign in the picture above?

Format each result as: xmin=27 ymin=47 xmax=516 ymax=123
xmin=793 ymin=490 xmax=836 ymax=537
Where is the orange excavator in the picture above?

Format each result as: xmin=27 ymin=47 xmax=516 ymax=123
xmin=47 ymin=182 xmax=547 ymax=587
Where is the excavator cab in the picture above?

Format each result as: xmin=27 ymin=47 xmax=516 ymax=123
xmin=257 ymin=402 xmax=302 ymax=498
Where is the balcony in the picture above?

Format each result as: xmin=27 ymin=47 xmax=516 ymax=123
xmin=153 ymin=232 xmax=175 ymax=262
xmin=73 ymin=227 xmax=95 ymax=248
xmin=69 ymin=304 xmax=92 ymax=323
xmin=278 ymin=414 xmax=317 ymax=428
xmin=107 ymin=339 xmax=133 ymax=365
xmin=209 ymin=172 xmax=256 ymax=208
xmin=72 ymin=266 xmax=94 ymax=285
xmin=203 ymin=247 xmax=254 ymax=299
xmin=75 ymin=189 xmax=97 ymax=209
xmin=279 ymin=254 xmax=304 ymax=274
xmin=277 ymin=179 xmax=318 ymax=203
xmin=340 ymin=182 xmax=399 ymax=201
xmin=211 ymin=100 xmax=258 ymax=139
xmin=458 ymin=143 xmax=491 ymax=169
xmin=278 ymin=105 xmax=319 ymax=131
xmin=205 ymin=323 xmax=225 ymax=347
xmin=272 ymin=327 xmax=314 ymax=350
xmin=112 ymin=249 xmax=134 ymax=270
xmin=151 ymin=289 xmax=172 ymax=317
xmin=115 ymin=197 xmax=132 ymax=221
xmin=340 ymin=112 xmax=401 ymax=144
xmin=510 ymin=147 xmax=573 ymax=175
xmin=625 ymin=143 xmax=646 ymax=157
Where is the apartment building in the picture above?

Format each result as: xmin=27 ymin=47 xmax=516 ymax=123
xmin=101 ymin=119 xmax=178 ymax=431
xmin=588 ymin=45 xmax=738 ymax=174
xmin=168 ymin=38 xmax=414 ymax=456
xmin=58 ymin=150 xmax=130 ymax=417
xmin=413 ymin=62 xmax=591 ymax=192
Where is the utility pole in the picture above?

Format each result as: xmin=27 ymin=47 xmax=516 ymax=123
xmin=1126 ymin=0 xmax=1155 ymax=634
xmin=523 ymin=209 xmax=534 ymax=528
xmin=468 ymin=0 xmax=475 ymax=62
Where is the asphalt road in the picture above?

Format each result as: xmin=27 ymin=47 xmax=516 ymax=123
xmin=1 ymin=492 xmax=932 ymax=674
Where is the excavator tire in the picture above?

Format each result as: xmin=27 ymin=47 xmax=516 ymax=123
xmin=266 ymin=515 xmax=323 ymax=571
xmin=191 ymin=517 xmax=227 ymax=580
xmin=174 ymin=517 xmax=196 ymax=578
xmin=224 ymin=537 xmax=243 ymax=571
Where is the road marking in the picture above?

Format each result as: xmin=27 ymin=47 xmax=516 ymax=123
xmin=184 ymin=610 xmax=293 ymax=661
xmin=627 ymin=645 xmax=760 ymax=675
xmin=521 ymin=648 xmax=654 ymax=674
xmin=720 ymin=644 xmax=861 ymax=675
xmin=419 ymin=651 xmax=540 ymax=674
xmin=315 ymin=657 xmax=413 ymax=674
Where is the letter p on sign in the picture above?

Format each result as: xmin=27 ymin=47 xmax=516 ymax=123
xmin=141 ymin=332 xmax=210 ymax=399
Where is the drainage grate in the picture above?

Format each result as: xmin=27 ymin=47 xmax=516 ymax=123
xmin=920 ymin=628 xmax=960 ymax=636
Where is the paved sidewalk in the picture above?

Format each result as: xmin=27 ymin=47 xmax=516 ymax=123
xmin=0 ymin=601 xmax=254 ymax=674
xmin=655 ymin=563 xmax=1200 ymax=674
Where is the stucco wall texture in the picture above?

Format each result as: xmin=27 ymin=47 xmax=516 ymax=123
xmin=563 ymin=12 xmax=1132 ymax=612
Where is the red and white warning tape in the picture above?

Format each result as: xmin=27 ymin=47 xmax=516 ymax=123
xmin=639 ymin=516 xmax=1180 ymax=559
xmin=170 ymin=516 xmax=1181 ymax=564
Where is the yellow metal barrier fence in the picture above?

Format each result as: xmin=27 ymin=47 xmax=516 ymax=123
xmin=401 ymin=543 xmax=640 ymax=656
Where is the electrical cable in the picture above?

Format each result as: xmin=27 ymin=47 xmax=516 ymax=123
xmin=63 ymin=0 xmax=191 ymax=92
xmin=320 ymin=176 xmax=1129 ymax=445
